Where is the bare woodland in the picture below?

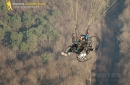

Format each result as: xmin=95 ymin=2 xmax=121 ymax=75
xmin=0 ymin=0 xmax=130 ymax=85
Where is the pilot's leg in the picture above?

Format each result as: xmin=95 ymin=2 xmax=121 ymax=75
xmin=65 ymin=47 xmax=71 ymax=53
xmin=61 ymin=47 xmax=71 ymax=56
xmin=74 ymin=43 xmax=82 ymax=53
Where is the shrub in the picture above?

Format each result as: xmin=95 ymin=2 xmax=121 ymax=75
xmin=41 ymin=54 xmax=51 ymax=64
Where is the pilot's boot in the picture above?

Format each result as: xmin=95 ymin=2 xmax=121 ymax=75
xmin=61 ymin=52 xmax=67 ymax=56
xmin=61 ymin=47 xmax=71 ymax=56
